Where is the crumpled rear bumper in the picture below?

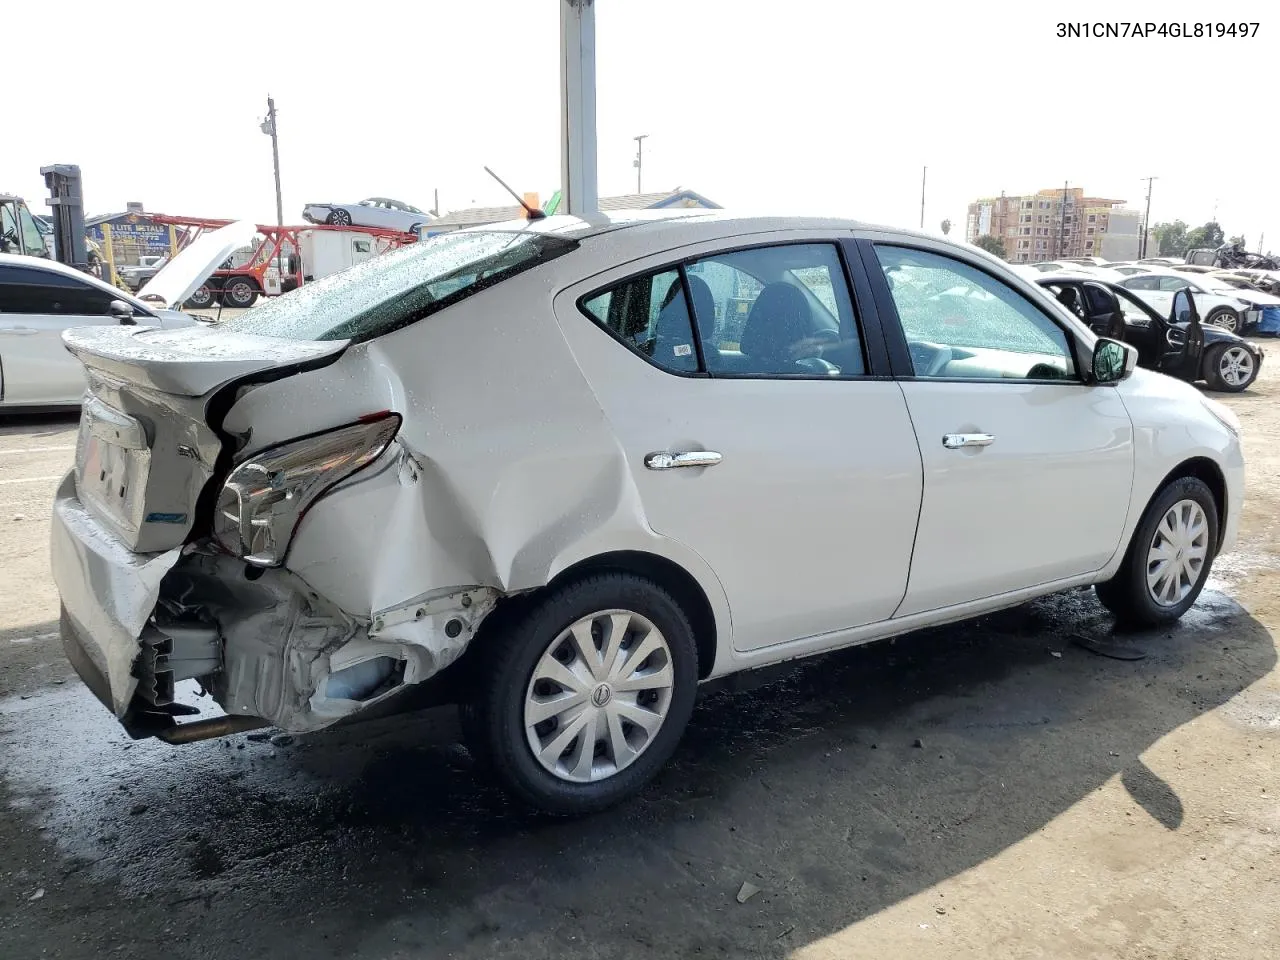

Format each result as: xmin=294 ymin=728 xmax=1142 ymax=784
xmin=50 ymin=471 xmax=182 ymax=718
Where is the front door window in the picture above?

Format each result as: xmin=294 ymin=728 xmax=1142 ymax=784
xmin=876 ymin=245 xmax=1075 ymax=381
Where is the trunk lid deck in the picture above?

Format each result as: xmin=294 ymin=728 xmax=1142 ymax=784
xmin=63 ymin=325 xmax=348 ymax=552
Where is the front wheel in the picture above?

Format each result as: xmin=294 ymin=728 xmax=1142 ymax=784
xmin=1203 ymin=343 xmax=1258 ymax=392
xmin=1205 ymin=307 xmax=1240 ymax=332
xmin=1095 ymin=476 xmax=1219 ymax=626
xmin=462 ymin=574 xmax=699 ymax=815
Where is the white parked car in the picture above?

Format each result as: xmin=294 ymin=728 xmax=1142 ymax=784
xmin=302 ymin=198 xmax=432 ymax=233
xmin=51 ymin=213 xmax=1244 ymax=814
xmin=1025 ymin=260 xmax=1124 ymax=282
xmin=1119 ymin=269 xmax=1278 ymax=332
xmin=0 ymin=221 xmax=257 ymax=410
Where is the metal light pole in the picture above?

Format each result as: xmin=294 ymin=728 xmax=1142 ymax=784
xmin=560 ymin=0 xmax=598 ymax=216
xmin=633 ymin=134 xmax=648 ymax=194
xmin=1140 ymin=176 xmax=1157 ymax=258
xmin=261 ymin=96 xmax=283 ymax=226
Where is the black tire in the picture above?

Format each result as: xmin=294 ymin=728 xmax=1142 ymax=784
xmin=184 ymin=284 xmax=216 ymax=309
xmin=1202 ymin=343 xmax=1258 ymax=393
xmin=223 ymin=278 xmax=259 ymax=308
xmin=1094 ymin=476 xmax=1219 ymax=626
xmin=462 ymin=573 xmax=699 ymax=815
xmin=325 ymin=208 xmax=353 ymax=226
xmin=1205 ymin=307 xmax=1239 ymax=332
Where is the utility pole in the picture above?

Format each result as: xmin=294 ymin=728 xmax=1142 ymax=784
xmin=633 ymin=134 xmax=648 ymax=194
xmin=261 ymin=96 xmax=283 ymax=226
xmin=919 ymin=166 xmax=927 ymax=229
xmin=1140 ymin=176 xmax=1157 ymax=258
xmin=1059 ymin=181 xmax=1068 ymax=258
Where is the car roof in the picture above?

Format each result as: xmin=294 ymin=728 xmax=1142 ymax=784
xmin=0 ymin=253 xmax=152 ymax=311
xmin=457 ymin=209 xmax=931 ymax=244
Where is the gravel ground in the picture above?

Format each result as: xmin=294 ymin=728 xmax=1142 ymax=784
xmin=1 ymin=342 xmax=1277 ymax=959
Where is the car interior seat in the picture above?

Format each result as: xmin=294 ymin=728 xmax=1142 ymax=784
xmin=739 ymin=282 xmax=816 ymax=374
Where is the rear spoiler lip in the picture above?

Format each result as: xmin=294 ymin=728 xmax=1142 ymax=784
xmin=62 ymin=325 xmax=350 ymax=398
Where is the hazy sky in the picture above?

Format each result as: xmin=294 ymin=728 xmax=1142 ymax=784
xmin=5 ymin=0 xmax=1276 ymax=249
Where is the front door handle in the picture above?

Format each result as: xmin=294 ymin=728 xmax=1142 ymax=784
xmin=942 ymin=433 xmax=995 ymax=449
xmin=645 ymin=450 xmax=723 ymax=470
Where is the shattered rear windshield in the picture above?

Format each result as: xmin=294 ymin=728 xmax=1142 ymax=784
xmin=217 ymin=230 xmax=576 ymax=342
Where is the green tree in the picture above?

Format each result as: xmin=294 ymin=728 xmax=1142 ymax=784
xmin=1185 ymin=220 xmax=1225 ymax=251
xmin=1153 ymin=220 xmax=1189 ymax=256
xmin=972 ymin=234 xmax=1006 ymax=258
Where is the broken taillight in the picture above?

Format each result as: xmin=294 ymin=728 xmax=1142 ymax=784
xmin=212 ymin=413 xmax=401 ymax=566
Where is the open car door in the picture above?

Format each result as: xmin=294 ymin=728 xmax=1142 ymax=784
xmin=1161 ymin=288 xmax=1205 ymax=380
xmin=1080 ymin=281 xmax=1126 ymax=339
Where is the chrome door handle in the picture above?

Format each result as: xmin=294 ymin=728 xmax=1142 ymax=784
xmin=942 ymin=433 xmax=995 ymax=449
xmin=644 ymin=450 xmax=723 ymax=470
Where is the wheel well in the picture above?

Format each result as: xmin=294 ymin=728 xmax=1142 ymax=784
xmin=549 ymin=551 xmax=719 ymax=679
xmin=1159 ymin=457 xmax=1228 ymax=548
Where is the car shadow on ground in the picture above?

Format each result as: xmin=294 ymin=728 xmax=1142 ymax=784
xmin=0 ymin=587 xmax=1274 ymax=959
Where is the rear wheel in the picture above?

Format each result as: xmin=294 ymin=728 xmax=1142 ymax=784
xmin=462 ymin=573 xmax=698 ymax=815
xmin=1095 ymin=476 xmax=1218 ymax=626
xmin=184 ymin=284 xmax=216 ymax=309
xmin=1205 ymin=307 xmax=1239 ymax=332
xmin=223 ymin=278 xmax=259 ymax=308
xmin=325 ymin=208 xmax=353 ymax=226
xmin=1203 ymin=343 xmax=1257 ymax=392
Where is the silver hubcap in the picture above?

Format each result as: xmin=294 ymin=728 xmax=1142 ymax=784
xmin=1219 ymin=346 xmax=1254 ymax=386
xmin=1210 ymin=312 xmax=1237 ymax=331
xmin=524 ymin=609 xmax=674 ymax=783
xmin=1146 ymin=499 xmax=1209 ymax=607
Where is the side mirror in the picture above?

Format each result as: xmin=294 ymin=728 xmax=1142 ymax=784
xmin=108 ymin=299 xmax=138 ymax=325
xmin=1171 ymin=288 xmax=1199 ymax=326
xmin=1092 ymin=338 xmax=1133 ymax=384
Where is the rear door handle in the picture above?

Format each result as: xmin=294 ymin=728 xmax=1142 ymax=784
xmin=645 ymin=450 xmax=723 ymax=470
xmin=942 ymin=433 xmax=995 ymax=449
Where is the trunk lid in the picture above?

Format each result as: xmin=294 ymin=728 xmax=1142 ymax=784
xmin=63 ymin=324 xmax=348 ymax=552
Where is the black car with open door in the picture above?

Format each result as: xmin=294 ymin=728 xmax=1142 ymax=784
xmin=1035 ymin=273 xmax=1262 ymax=392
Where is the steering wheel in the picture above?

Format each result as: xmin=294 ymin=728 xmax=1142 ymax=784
xmin=794 ymin=356 xmax=840 ymax=376
xmin=787 ymin=328 xmax=841 ymax=371
xmin=1026 ymin=362 xmax=1065 ymax=380
xmin=909 ymin=340 xmax=953 ymax=377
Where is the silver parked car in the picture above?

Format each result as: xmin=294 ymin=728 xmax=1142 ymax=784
xmin=301 ymin=197 xmax=432 ymax=233
xmin=52 ymin=212 xmax=1243 ymax=814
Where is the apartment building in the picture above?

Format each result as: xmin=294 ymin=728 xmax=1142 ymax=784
xmin=965 ymin=188 xmax=1142 ymax=263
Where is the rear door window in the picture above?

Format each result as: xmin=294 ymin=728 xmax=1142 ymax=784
xmin=0 ymin=265 xmax=116 ymax=315
xmin=582 ymin=269 xmax=698 ymax=373
xmin=686 ymin=243 xmax=865 ymax=377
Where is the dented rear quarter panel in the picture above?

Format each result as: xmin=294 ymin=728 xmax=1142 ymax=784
xmin=219 ymin=265 xmax=734 ymax=670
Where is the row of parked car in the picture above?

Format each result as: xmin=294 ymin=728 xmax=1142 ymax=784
xmin=1012 ymin=256 xmax=1273 ymax=392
